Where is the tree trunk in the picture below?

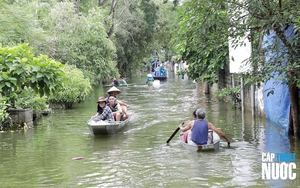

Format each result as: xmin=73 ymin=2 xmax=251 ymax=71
xmin=289 ymin=86 xmax=299 ymax=139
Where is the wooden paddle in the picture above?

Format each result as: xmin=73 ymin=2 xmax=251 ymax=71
xmin=166 ymin=122 xmax=184 ymax=143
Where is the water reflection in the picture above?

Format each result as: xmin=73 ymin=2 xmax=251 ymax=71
xmin=263 ymin=121 xmax=291 ymax=153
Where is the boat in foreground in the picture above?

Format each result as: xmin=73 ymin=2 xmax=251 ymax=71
xmin=179 ymin=131 xmax=220 ymax=152
xmin=86 ymin=117 xmax=131 ymax=135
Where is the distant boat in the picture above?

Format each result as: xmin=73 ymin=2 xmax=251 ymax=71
xmin=151 ymin=61 xmax=167 ymax=80
xmin=179 ymin=130 xmax=220 ymax=152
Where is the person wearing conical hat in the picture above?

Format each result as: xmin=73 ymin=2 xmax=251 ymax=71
xmin=107 ymin=86 xmax=122 ymax=95
xmin=106 ymin=86 xmax=132 ymax=119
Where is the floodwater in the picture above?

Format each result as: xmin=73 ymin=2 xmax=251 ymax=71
xmin=0 ymin=72 xmax=299 ymax=188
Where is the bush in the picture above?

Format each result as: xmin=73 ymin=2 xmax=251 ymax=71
xmin=0 ymin=97 xmax=10 ymax=122
xmin=49 ymin=64 xmax=92 ymax=109
xmin=15 ymin=88 xmax=48 ymax=113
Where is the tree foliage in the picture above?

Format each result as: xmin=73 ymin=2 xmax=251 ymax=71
xmin=174 ymin=0 xmax=229 ymax=84
xmin=49 ymin=64 xmax=92 ymax=109
xmin=0 ymin=43 xmax=65 ymax=107
xmin=39 ymin=2 xmax=118 ymax=84
xmin=173 ymin=0 xmax=300 ymax=136
xmin=0 ymin=0 xmax=44 ymax=46
xmin=1 ymin=0 xmax=178 ymax=81
xmin=113 ymin=0 xmax=158 ymax=76
xmin=0 ymin=0 xmax=179 ymax=112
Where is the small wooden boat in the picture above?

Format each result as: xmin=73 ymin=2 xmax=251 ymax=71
xmin=86 ymin=116 xmax=132 ymax=135
xmin=179 ymin=130 xmax=220 ymax=151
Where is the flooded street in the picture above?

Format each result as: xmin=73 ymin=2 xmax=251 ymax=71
xmin=0 ymin=73 xmax=299 ymax=188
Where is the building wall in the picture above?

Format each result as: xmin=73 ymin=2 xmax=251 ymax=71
xmin=216 ymin=64 xmax=257 ymax=113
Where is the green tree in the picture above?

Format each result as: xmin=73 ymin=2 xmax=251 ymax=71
xmin=174 ymin=0 xmax=300 ymax=137
xmin=0 ymin=1 xmax=45 ymax=48
xmin=49 ymin=64 xmax=92 ymax=109
xmin=0 ymin=43 xmax=65 ymax=112
xmin=114 ymin=0 xmax=161 ymax=76
xmin=0 ymin=97 xmax=10 ymax=126
xmin=174 ymin=0 xmax=229 ymax=84
xmin=155 ymin=1 xmax=178 ymax=62
xmin=38 ymin=2 xmax=119 ymax=84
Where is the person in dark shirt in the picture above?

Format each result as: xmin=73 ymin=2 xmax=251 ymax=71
xmin=107 ymin=95 xmax=123 ymax=121
xmin=179 ymin=108 xmax=230 ymax=147
xmin=110 ymin=77 xmax=119 ymax=86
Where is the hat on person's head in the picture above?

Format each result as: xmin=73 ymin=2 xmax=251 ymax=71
xmin=147 ymin=74 xmax=153 ymax=77
xmin=97 ymin=97 xmax=106 ymax=103
xmin=106 ymin=86 xmax=121 ymax=95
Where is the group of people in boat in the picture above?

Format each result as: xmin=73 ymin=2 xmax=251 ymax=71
xmin=179 ymin=108 xmax=231 ymax=147
xmin=151 ymin=57 xmax=167 ymax=77
xmin=91 ymin=86 xmax=131 ymax=122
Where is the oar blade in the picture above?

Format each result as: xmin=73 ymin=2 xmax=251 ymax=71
xmin=166 ymin=122 xmax=184 ymax=144
xmin=166 ymin=127 xmax=180 ymax=143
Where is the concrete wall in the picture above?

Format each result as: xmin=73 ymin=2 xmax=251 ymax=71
xmin=7 ymin=107 xmax=33 ymax=127
xmin=216 ymin=63 xmax=259 ymax=113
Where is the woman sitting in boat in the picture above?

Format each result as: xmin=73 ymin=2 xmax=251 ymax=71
xmin=179 ymin=108 xmax=230 ymax=147
xmin=92 ymin=97 xmax=115 ymax=122
xmin=107 ymin=95 xmax=124 ymax=121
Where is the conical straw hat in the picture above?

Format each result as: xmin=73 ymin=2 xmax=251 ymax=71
xmin=107 ymin=86 xmax=121 ymax=94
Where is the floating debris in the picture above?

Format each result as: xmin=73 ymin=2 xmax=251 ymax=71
xmin=72 ymin=157 xmax=85 ymax=160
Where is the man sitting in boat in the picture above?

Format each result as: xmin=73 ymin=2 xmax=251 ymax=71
xmin=110 ymin=77 xmax=119 ymax=86
xmin=106 ymin=86 xmax=131 ymax=118
xmin=92 ymin=97 xmax=115 ymax=121
xmin=183 ymin=110 xmax=214 ymax=144
xmin=182 ymin=110 xmax=213 ymax=144
xmin=179 ymin=108 xmax=230 ymax=147
xmin=107 ymin=95 xmax=123 ymax=121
